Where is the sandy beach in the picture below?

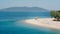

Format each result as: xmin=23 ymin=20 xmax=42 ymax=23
xmin=24 ymin=18 xmax=60 ymax=29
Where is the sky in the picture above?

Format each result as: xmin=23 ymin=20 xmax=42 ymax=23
xmin=0 ymin=0 xmax=60 ymax=10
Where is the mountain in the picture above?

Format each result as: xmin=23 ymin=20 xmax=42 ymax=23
xmin=0 ymin=7 xmax=49 ymax=12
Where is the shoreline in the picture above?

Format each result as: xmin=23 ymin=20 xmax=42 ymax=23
xmin=24 ymin=18 xmax=60 ymax=29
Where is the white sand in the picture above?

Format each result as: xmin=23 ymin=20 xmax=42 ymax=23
xmin=24 ymin=18 xmax=60 ymax=29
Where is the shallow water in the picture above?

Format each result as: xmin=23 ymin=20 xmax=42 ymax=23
xmin=0 ymin=12 xmax=60 ymax=34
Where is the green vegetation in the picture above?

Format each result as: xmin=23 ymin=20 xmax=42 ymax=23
xmin=50 ymin=10 xmax=60 ymax=21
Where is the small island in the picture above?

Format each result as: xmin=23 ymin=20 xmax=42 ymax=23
xmin=23 ymin=10 xmax=60 ymax=29
xmin=24 ymin=18 xmax=60 ymax=29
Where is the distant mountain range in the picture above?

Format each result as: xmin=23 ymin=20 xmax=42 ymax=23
xmin=0 ymin=7 xmax=49 ymax=12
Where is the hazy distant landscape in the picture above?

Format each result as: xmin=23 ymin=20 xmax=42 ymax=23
xmin=0 ymin=7 xmax=49 ymax=12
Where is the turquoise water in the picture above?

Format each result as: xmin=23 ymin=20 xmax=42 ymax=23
xmin=0 ymin=12 xmax=60 ymax=34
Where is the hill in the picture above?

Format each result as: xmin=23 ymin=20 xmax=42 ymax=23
xmin=0 ymin=7 xmax=49 ymax=12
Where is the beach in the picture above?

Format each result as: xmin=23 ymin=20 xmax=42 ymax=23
xmin=24 ymin=18 xmax=60 ymax=29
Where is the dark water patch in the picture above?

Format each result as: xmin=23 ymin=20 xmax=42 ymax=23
xmin=0 ymin=26 xmax=52 ymax=34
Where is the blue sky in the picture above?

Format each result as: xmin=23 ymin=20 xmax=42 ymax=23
xmin=0 ymin=0 xmax=60 ymax=10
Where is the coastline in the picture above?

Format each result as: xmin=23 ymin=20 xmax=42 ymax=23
xmin=24 ymin=18 xmax=60 ymax=29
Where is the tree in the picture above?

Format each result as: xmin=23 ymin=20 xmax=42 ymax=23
xmin=50 ymin=10 xmax=60 ymax=21
xmin=50 ymin=10 xmax=56 ymax=18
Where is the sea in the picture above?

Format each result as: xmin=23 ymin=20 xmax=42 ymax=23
xmin=0 ymin=11 xmax=60 ymax=34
